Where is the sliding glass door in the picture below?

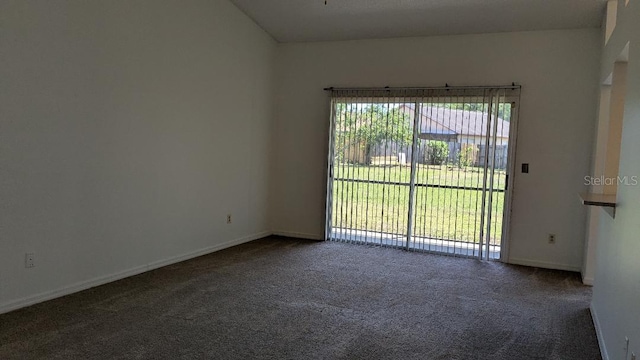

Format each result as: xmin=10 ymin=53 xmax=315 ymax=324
xmin=325 ymin=86 xmax=520 ymax=261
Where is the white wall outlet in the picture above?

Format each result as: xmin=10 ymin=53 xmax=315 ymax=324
xmin=548 ymin=234 xmax=556 ymax=244
xmin=25 ymin=253 xmax=35 ymax=268
xmin=226 ymin=214 xmax=232 ymax=224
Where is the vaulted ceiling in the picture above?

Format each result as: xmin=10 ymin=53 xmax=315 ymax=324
xmin=229 ymin=0 xmax=607 ymax=43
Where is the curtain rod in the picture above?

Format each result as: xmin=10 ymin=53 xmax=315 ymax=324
xmin=323 ymin=84 xmax=520 ymax=91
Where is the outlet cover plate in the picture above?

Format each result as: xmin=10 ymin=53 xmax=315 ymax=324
xmin=25 ymin=253 xmax=35 ymax=268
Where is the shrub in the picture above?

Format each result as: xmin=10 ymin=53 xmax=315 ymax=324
xmin=457 ymin=146 xmax=475 ymax=168
xmin=426 ymin=141 xmax=449 ymax=165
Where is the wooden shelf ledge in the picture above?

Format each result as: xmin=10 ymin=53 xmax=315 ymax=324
xmin=579 ymin=192 xmax=617 ymax=208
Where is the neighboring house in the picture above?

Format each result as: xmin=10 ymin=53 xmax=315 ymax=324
xmin=399 ymin=104 xmax=510 ymax=146
xmin=343 ymin=104 xmax=511 ymax=169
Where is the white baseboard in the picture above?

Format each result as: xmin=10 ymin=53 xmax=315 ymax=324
xmin=272 ymin=230 xmax=324 ymax=241
xmin=507 ymin=257 xmax=582 ymax=272
xmin=582 ymin=276 xmax=594 ymax=286
xmin=0 ymin=231 xmax=271 ymax=315
xmin=590 ymin=304 xmax=609 ymax=360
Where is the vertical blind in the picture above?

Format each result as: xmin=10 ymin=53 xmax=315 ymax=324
xmin=325 ymin=86 xmax=521 ymax=260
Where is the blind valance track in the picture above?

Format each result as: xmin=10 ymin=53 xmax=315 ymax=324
xmin=324 ymin=85 xmax=521 ymax=100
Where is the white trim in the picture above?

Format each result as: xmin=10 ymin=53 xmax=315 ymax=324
xmin=507 ymin=257 xmax=582 ymax=272
xmin=500 ymin=97 xmax=521 ymax=263
xmin=582 ymin=276 xmax=594 ymax=286
xmin=590 ymin=304 xmax=609 ymax=360
xmin=324 ymin=98 xmax=338 ymax=241
xmin=0 ymin=231 xmax=271 ymax=315
xmin=272 ymin=230 xmax=324 ymax=241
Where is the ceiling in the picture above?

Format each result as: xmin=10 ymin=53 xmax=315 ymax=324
xmin=229 ymin=0 xmax=607 ymax=43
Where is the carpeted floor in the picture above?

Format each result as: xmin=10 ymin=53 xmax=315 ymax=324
xmin=0 ymin=236 xmax=601 ymax=359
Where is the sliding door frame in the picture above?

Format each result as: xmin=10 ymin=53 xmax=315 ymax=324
xmin=498 ymin=98 xmax=520 ymax=262
xmin=324 ymin=97 xmax=338 ymax=241
xmin=324 ymin=86 xmax=521 ymax=262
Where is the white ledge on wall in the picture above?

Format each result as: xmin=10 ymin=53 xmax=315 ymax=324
xmin=579 ymin=192 xmax=616 ymax=218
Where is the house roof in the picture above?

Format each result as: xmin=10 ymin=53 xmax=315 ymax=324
xmin=401 ymin=105 xmax=510 ymax=139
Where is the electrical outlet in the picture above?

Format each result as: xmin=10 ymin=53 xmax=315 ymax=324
xmin=548 ymin=234 xmax=556 ymax=244
xmin=25 ymin=253 xmax=35 ymax=268
xmin=226 ymin=214 xmax=232 ymax=224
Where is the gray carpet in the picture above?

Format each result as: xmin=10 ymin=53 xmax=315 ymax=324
xmin=0 ymin=236 xmax=601 ymax=359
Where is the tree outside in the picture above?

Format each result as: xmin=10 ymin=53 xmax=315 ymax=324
xmin=335 ymin=104 xmax=412 ymax=165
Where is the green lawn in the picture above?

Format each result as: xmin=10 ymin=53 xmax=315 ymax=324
xmin=331 ymin=164 xmax=505 ymax=244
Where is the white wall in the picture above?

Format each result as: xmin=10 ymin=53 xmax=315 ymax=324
xmin=0 ymin=0 xmax=276 ymax=313
xmin=591 ymin=1 xmax=640 ymax=359
xmin=272 ymin=29 xmax=601 ymax=270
